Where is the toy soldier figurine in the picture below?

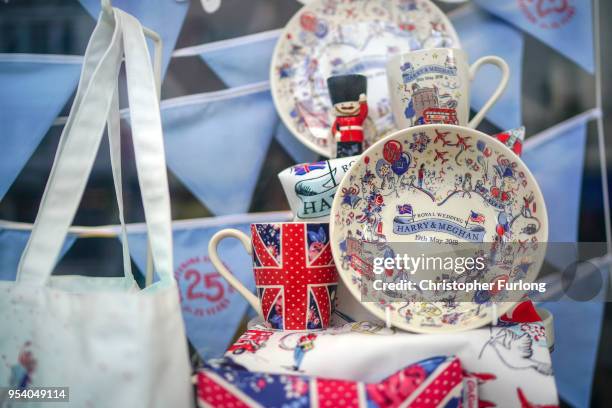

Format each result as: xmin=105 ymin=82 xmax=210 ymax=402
xmin=327 ymin=74 xmax=368 ymax=158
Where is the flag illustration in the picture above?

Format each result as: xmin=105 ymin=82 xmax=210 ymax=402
xmin=293 ymin=161 xmax=327 ymax=176
xmin=251 ymin=224 xmax=337 ymax=330
xmin=397 ymin=204 xmax=413 ymax=215
xmin=469 ymin=211 xmax=486 ymax=224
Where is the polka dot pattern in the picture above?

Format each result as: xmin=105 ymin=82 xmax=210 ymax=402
xmin=252 ymin=224 xmax=338 ymax=330
xmin=197 ymin=372 xmax=249 ymax=408
xmin=259 ymin=287 xmax=281 ymax=322
xmin=310 ymin=286 xmax=331 ymax=327
xmin=316 ymin=379 xmax=360 ymax=408
xmin=411 ymin=359 xmax=463 ymax=407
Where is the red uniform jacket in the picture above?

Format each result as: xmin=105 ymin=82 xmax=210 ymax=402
xmin=332 ymin=102 xmax=368 ymax=143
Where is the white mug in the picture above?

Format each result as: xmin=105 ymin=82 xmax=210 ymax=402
xmin=386 ymin=48 xmax=509 ymax=129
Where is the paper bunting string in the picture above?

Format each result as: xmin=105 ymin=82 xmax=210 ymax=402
xmin=0 ymin=54 xmax=81 ymax=201
xmin=453 ymin=5 xmax=524 ymax=130
xmin=159 ymin=82 xmax=276 ymax=215
xmin=78 ymin=0 xmax=189 ymax=77
xmin=0 ymin=228 xmax=76 ymax=281
xmin=124 ymin=212 xmax=292 ymax=359
xmin=474 ymin=0 xmax=594 ymax=73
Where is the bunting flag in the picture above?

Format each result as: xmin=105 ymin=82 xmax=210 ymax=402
xmin=453 ymin=6 xmax=524 ymax=130
xmin=522 ymin=111 xmax=588 ymax=247
xmin=175 ymin=31 xmax=317 ymax=163
xmin=540 ymin=270 xmax=607 ymax=408
xmin=124 ymin=212 xmax=292 ymax=359
xmin=78 ymin=0 xmax=189 ymax=77
xmin=473 ymin=0 xmax=594 ymax=73
xmin=523 ymin=110 xmax=601 ymax=408
xmin=159 ymin=82 xmax=276 ymax=215
xmin=0 ymin=227 xmax=77 ymax=280
xmin=0 ymin=54 xmax=81 ymax=200
xmin=177 ymin=30 xmax=280 ymax=88
xmin=275 ymin=121 xmax=320 ymax=164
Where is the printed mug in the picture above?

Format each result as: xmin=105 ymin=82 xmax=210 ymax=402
xmin=386 ymin=48 xmax=509 ymax=130
xmin=209 ymin=222 xmax=338 ymax=331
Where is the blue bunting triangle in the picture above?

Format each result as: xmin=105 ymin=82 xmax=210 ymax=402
xmin=0 ymin=54 xmax=81 ymax=200
xmin=523 ymin=113 xmax=600 ymax=408
xmin=160 ymin=83 xmax=277 ymax=215
xmin=523 ymin=116 xmax=587 ymax=245
xmin=194 ymin=30 xmax=280 ymax=88
xmin=275 ymin=121 xmax=319 ymax=164
xmin=473 ymin=0 xmax=593 ymax=73
xmin=453 ymin=6 xmax=524 ymax=130
xmin=0 ymin=228 xmax=77 ymax=281
xmin=78 ymin=0 xmax=189 ymax=77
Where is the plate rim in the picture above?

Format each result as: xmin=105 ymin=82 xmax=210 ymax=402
xmin=270 ymin=0 xmax=462 ymax=158
xmin=329 ymin=123 xmax=549 ymax=333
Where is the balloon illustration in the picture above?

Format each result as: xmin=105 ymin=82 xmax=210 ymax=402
xmin=375 ymin=159 xmax=390 ymax=178
xmin=391 ymin=152 xmax=410 ymax=176
xmin=383 ymin=140 xmax=402 ymax=163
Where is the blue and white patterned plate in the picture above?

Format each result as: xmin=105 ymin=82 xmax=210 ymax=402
xmin=329 ymin=124 xmax=548 ymax=333
xmin=271 ymin=0 xmax=460 ymax=158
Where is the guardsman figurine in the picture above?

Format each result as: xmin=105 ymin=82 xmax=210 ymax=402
xmin=327 ymin=74 xmax=368 ymax=158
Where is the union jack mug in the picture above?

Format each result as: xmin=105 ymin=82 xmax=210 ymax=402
xmin=209 ymin=222 xmax=338 ymax=331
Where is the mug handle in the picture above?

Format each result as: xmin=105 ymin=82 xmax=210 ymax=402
xmin=467 ymin=56 xmax=510 ymax=129
xmin=209 ymin=229 xmax=263 ymax=318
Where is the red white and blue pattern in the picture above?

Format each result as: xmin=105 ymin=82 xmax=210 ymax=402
xmin=251 ymin=223 xmax=337 ymax=330
xmin=196 ymin=356 xmax=464 ymax=408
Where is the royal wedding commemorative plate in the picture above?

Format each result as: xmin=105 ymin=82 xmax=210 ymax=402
xmin=329 ymin=124 xmax=548 ymax=333
xmin=271 ymin=0 xmax=460 ymax=158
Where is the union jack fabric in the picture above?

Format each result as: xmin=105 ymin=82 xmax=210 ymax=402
xmin=251 ymin=223 xmax=337 ymax=330
xmin=196 ymin=356 xmax=465 ymax=408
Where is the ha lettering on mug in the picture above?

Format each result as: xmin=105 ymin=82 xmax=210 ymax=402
xmin=279 ymin=156 xmax=357 ymax=222
xmin=209 ymin=222 xmax=339 ymax=331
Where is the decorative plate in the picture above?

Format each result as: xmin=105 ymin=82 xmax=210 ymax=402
xmin=329 ymin=124 xmax=548 ymax=333
xmin=271 ymin=0 xmax=460 ymax=158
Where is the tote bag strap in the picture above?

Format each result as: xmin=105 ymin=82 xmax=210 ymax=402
xmin=116 ymin=9 xmax=173 ymax=284
xmin=18 ymin=9 xmax=174 ymax=286
xmin=17 ymin=10 xmax=124 ymax=286
xmin=107 ymin=82 xmax=134 ymax=280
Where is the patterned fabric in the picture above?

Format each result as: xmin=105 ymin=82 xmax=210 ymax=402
xmin=223 ymin=303 xmax=559 ymax=407
xmin=251 ymin=223 xmax=337 ymax=330
xmin=196 ymin=356 xmax=464 ymax=408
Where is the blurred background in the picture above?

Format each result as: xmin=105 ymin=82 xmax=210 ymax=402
xmin=0 ymin=0 xmax=610 ymax=406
